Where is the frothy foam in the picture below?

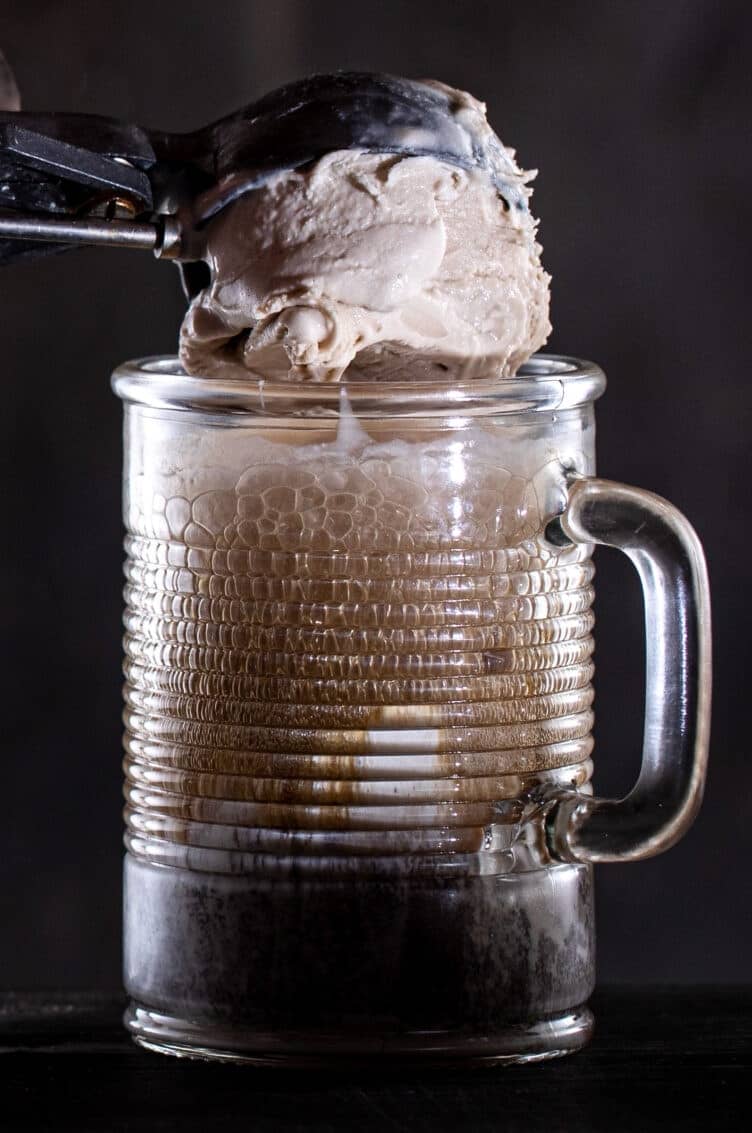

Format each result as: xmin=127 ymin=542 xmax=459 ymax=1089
xmin=123 ymin=413 xmax=594 ymax=864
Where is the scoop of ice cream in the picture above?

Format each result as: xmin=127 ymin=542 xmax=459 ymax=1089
xmin=179 ymin=82 xmax=550 ymax=382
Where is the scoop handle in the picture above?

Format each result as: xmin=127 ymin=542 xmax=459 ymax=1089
xmin=545 ymin=477 xmax=711 ymax=864
xmin=0 ymin=212 xmax=182 ymax=258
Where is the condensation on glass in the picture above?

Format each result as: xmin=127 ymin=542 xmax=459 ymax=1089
xmin=112 ymin=355 xmax=710 ymax=1065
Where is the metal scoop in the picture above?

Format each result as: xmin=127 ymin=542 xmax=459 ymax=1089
xmin=0 ymin=70 xmax=527 ymax=278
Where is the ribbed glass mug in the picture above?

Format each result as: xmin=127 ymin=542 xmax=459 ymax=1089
xmin=113 ymin=354 xmax=710 ymax=1065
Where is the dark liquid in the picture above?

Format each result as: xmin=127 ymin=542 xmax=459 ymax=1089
xmin=124 ymin=856 xmax=595 ymax=1060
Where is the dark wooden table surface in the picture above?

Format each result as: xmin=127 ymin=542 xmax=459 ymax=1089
xmin=0 ymin=988 xmax=749 ymax=1131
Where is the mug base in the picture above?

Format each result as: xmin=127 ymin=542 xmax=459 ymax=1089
xmin=125 ymin=1001 xmax=594 ymax=1067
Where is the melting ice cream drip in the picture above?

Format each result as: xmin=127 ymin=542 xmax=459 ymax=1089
xmin=336 ymin=385 xmax=371 ymax=452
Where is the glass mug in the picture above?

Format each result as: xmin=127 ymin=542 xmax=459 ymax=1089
xmin=113 ymin=354 xmax=710 ymax=1065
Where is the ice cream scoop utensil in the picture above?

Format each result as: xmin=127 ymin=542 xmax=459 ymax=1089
xmin=0 ymin=72 xmax=526 ymax=266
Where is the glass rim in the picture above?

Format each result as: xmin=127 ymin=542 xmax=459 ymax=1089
xmin=111 ymin=353 xmax=606 ymax=418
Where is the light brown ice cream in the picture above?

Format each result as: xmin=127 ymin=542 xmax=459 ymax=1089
xmin=179 ymin=84 xmax=550 ymax=382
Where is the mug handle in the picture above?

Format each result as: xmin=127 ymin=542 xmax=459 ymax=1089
xmin=544 ymin=477 xmax=712 ymax=864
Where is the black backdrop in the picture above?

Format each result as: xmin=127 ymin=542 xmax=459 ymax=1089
xmin=0 ymin=0 xmax=749 ymax=989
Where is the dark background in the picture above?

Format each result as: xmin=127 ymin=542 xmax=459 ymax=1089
xmin=0 ymin=0 xmax=748 ymax=990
